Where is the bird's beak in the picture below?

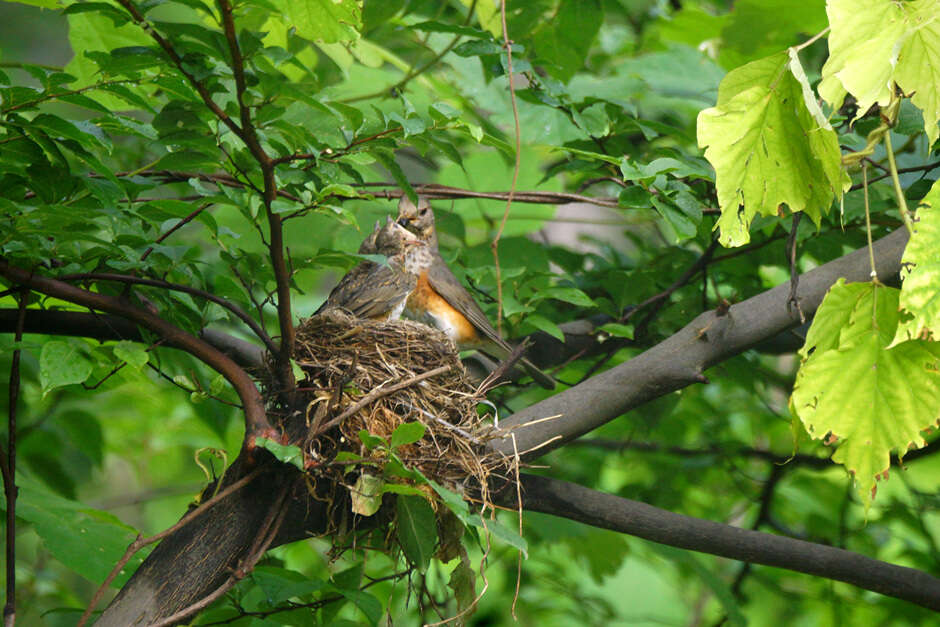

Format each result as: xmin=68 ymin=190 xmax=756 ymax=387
xmin=397 ymin=217 xmax=410 ymax=227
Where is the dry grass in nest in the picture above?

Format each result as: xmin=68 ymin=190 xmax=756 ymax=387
xmin=289 ymin=311 xmax=512 ymax=510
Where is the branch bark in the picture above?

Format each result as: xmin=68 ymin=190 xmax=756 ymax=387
xmin=0 ymin=260 xmax=271 ymax=443
xmin=514 ymin=474 xmax=940 ymax=611
xmin=490 ymin=228 xmax=910 ymax=457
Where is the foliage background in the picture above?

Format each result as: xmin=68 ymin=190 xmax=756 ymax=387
xmin=0 ymin=0 xmax=938 ymax=625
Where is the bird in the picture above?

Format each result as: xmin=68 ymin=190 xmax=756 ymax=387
xmin=396 ymin=195 xmax=555 ymax=389
xmin=315 ymin=217 xmax=427 ymax=321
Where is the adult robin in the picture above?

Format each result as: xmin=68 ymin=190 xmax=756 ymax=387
xmin=315 ymin=217 xmax=429 ymax=321
xmin=397 ymin=196 xmax=555 ymax=389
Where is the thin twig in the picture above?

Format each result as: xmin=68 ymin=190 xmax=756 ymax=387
xmin=141 ymin=201 xmax=214 ymax=261
xmin=57 ymin=272 xmax=278 ymax=355
xmin=492 ymin=0 xmax=523 ymax=337
xmin=1 ymin=291 xmax=26 ymax=627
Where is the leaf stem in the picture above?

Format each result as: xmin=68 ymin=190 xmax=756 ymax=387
xmin=884 ymin=131 xmax=915 ymax=234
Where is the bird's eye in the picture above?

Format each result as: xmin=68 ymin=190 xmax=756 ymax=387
xmin=419 ymin=208 xmax=428 ymax=216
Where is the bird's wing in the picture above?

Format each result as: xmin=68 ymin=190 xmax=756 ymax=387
xmin=425 ymin=254 xmax=512 ymax=352
xmin=317 ymin=262 xmax=415 ymax=320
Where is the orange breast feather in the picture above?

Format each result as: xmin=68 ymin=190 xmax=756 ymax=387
xmin=408 ymin=272 xmax=478 ymax=344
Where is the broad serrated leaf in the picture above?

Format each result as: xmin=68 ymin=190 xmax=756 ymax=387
xmin=893 ymin=180 xmax=940 ymax=344
xmin=791 ymin=282 xmax=940 ymax=503
xmin=396 ymin=495 xmax=437 ymax=571
xmin=39 ymin=340 xmax=93 ymax=395
xmin=697 ymin=52 xmax=843 ymax=246
xmin=820 ymin=0 xmax=940 ymax=145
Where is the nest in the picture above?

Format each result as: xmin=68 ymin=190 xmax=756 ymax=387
xmin=285 ymin=311 xmax=511 ymax=515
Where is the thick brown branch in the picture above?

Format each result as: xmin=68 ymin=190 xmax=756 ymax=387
xmin=0 ymin=260 xmax=271 ymax=444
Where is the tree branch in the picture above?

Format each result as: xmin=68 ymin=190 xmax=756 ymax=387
xmin=0 ymin=260 xmax=272 ymax=444
xmin=490 ymin=228 xmax=910 ymax=457
xmin=514 ymin=474 xmax=940 ymax=611
xmin=0 ymin=310 xmax=264 ymax=371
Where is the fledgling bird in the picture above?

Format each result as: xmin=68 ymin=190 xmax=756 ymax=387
xmin=315 ymin=217 xmax=428 ymax=321
xmin=396 ymin=196 xmax=555 ymax=389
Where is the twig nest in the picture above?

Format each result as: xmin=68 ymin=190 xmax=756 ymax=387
xmin=290 ymin=310 xmax=508 ymax=502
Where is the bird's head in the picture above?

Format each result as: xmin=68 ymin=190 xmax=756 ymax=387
xmin=396 ymin=195 xmax=437 ymax=249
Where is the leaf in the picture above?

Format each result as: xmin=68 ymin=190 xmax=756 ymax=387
xmin=396 ymin=495 xmax=437 ymax=571
xmin=255 ymin=438 xmax=304 ymax=470
xmin=447 ymin=547 xmax=477 ymax=618
xmin=539 ymin=286 xmax=596 ymax=308
xmin=274 ymin=0 xmax=362 ymax=44
xmin=697 ymin=52 xmax=844 ymax=246
xmin=531 ymin=0 xmax=602 ymax=83
xmin=798 ymin=279 xmax=872 ymax=359
xmin=893 ymin=180 xmax=940 ymax=344
xmin=113 ymin=340 xmax=148 ymax=369
xmin=791 ymin=282 xmax=940 ymax=503
xmin=390 ymin=421 xmax=426 ymax=449
xmin=39 ymin=340 xmax=93 ymax=395
xmin=350 ymin=473 xmax=384 ymax=516
xmin=820 ymin=0 xmax=940 ymax=145
xmin=598 ymin=322 xmax=634 ymax=339
xmin=13 ymin=475 xmax=144 ymax=587
xmin=251 ymin=566 xmax=329 ymax=605
xmin=523 ymin=313 xmax=565 ymax=342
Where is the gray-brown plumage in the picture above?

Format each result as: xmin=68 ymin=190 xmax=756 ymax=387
xmin=396 ymin=196 xmax=555 ymax=389
xmin=315 ymin=218 xmax=425 ymax=321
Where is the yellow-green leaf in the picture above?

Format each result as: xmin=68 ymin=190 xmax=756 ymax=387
xmin=791 ymin=282 xmax=940 ymax=504
xmin=893 ymin=180 xmax=940 ymax=344
xmin=820 ymin=0 xmax=940 ymax=145
xmin=697 ymin=52 xmax=842 ymax=246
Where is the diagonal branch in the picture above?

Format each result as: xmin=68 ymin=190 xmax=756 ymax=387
xmin=0 ymin=260 xmax=272 ymax=445
xmin=55 ymin=272 xmax=278 ymax=356
xmin=491 ymin=227 xmax=911 ymax=457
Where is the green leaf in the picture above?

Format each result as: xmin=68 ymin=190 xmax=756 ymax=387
xmin=523 ymin=313 xmax=565 ymax=342
xmin=531 ymin=0 xmax=602 ymax=83
xmin=113 ymin=340 xmax=149 ymax=369
xmin=893 ymin=180 xmax=940 ymax=344
xmin=39 ymin=340 xmax=93 ymax=395
xmin=539 ymin=286 xmax=596 ymax=308
xmin=791 ymin=282 xmax=940 ymax=503
xmin=350 ymin=473 xmax=384 ymax=516
xmin=358 ymin=429 xmax=387 ymax=450
xmin=598 ymin=322 xmax=634 ymax=339
xmin=274 ymin=0 xmax=362 ymax=44
xmin=390 ymin=421 xmax=426 ymax=449
xmin=447 ymin=548 xmax=477 ymax=617
xmin=820 ymin=0 xmax=940 ymax=145
xmin=255 ymin=438 xmax=304 ymax=470
xmin=396 ymin=495 xmax=437 ymax=571
xmin=697 ymin=52 xmax=844 ymax=246
xmin=13 ymin=475 xmax=143 ymax=586
xmin=251 ymin=565 xmax=329 ymax=605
